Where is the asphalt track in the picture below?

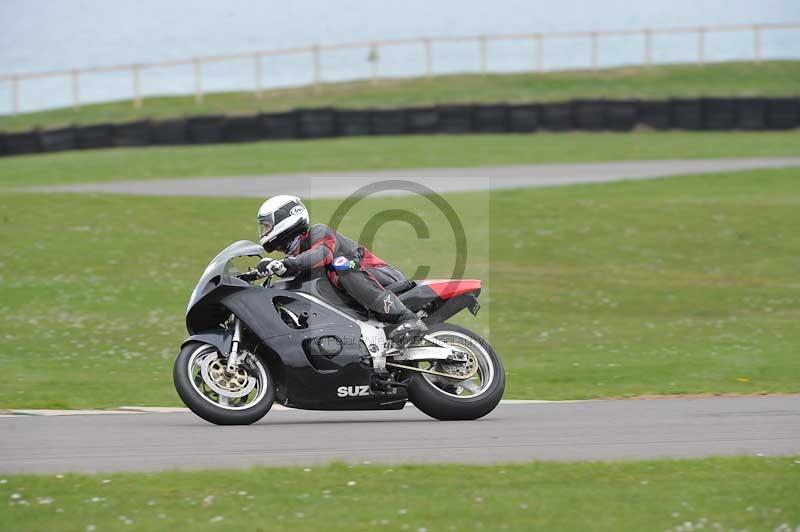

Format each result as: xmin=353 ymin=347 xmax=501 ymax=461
xmin=25 ymin=157 xmax=800 ymax=198
xmin=1 ymin=396 xmax=798 ymax=474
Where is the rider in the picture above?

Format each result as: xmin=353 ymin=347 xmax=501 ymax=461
xmin=255 ymin=195 xmax=427 ymax=342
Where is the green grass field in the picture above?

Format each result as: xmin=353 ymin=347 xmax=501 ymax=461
xmin=2 ymin=130 xmax=800 ymax=188
xmin=1 ymin=457 xmax=798 ymax=531
xmin=1 ymin=61 xmax=798 ymax=131
xmin=1 ymin=162 xmax=798 ymax=408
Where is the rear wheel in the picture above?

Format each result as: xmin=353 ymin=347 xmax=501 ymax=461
xmin=173 ymin=342 xmax=274 ymax=425
xmin=405 ymin=324 xmax=505 ymax=421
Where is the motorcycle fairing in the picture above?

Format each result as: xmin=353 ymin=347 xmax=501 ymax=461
xmin=274 ymin=272 xmax=481 ymax=324
xmin=187 ymin=275 xmax=407 ymax=410
xmin=426 ymin=292 xmax=481 ymax=325
xmin=181 ymin=328 xmax=234 ymax=356
xmin=418 ymin=279 xmax=482 ymax=299
xmin=397 ymin=279 xmax=482 ymax=320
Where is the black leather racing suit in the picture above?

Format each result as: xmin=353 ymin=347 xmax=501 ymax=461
xmin=281 ymin=224 xmax=417 ymax=322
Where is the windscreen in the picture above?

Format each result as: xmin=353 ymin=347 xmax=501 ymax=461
xmin=186 ymin=240 xmax=264 ymax=312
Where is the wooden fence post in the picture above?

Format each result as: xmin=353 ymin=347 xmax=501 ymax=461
xmin=132 ymin=65 xmax=142 ymax=109
xmin=370 ymin=43 xmax=379 ymax=84
xmin=11 ymin=75 xmax=19 ymax=115
xmin=71 ymin=70 xmax=80 ymax=110
xmin=312 ymin=45 xmax=321 ymax=91
xmin=254 ymin=53 xmax=263 ymax=98
xmin=193 ymin=59 xmax=204 ymax=103
xmin=535 ymin=34 xmax=544 ymax=71
xmin=753 ymin=25 xmax=762 ymax=63
xmin=697 ymin=27 xmax=706 ymax=65
xmin=424 ymin=38 xmax=433 ymax=79
xmin=479 ymin=36 xmax=488 ymax=74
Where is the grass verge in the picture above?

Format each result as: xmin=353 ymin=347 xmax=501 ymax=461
xmin=1 ymin=457 xmax=798 ymax=531
xmin=1 ymin=130 xmax=800 ymax=188
xmin=0 ymin=168 xmax=798 ymax=408
xmin=1 ymin=61 xmax=798 ymax=131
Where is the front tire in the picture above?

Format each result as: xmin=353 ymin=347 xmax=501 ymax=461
xmin=173 ymin=342 xmax=274 ymax=425
xmin=406 ymin=324 xmax=505 ymax=421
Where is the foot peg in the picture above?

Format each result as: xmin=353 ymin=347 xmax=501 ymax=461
xmin=369 ymin=371 xmax=406 ymax=396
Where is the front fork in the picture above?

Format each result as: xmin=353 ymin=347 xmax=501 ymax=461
xmin=225 ymin=318 xmax=244 ymax=374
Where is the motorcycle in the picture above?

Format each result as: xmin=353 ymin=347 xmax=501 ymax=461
xmin=173 ymin=240 xmax=505 ymax=425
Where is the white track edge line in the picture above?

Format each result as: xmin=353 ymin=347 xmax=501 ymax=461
xmin=0 ymin=400 xmax=587 ymax=417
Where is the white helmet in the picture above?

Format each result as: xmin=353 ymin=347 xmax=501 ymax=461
xmin=256 ymin=195 xmax=310 ymax=253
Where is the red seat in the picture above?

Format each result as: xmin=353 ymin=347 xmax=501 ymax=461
xmin=417 ymin=279 xmax=481 ymax=299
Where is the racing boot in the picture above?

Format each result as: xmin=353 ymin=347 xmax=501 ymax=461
xmin=388 ymin=309 xmax=428 ymax=347
xmin=336 ymin=268 xmax=428 ymax=346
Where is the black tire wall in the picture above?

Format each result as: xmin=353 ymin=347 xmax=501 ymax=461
xmin=151 ymin=118 xmax=189 ymax=145
xmin=508 ymin=105 xmax=539 ymax=132
xmin=39 ymin=127 xmax=77 ymax=152
xmin=540 ymin=102 xmax=573 ymax=131
xmin=188 ymin=116 xmax=226 ymax=144
xmin=639 ymin=101 xmax=672 ymax=130
xmin=1 ymin=97 xmax=797 ymax=158
xmin=114 ymin=120 xmax=152 ymax=147
xmin=77 ymin=124 xmax=115 ymax=149
xmin=766 ymin=98 xmax=799 ymax=130
xmin=336 ymin=110 xmax=371 ymax=136
xmin=4 ymin=131 xmax=40 ymax=155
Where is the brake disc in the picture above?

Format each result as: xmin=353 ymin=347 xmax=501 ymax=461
xmin=438 ymin=351 xmax=478 ymax=379
xmin=200 ymin=353 xmax=257 ymax=398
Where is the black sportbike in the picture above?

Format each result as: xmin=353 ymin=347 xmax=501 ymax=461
xmin=174 ymin=241 xmax=505 ymax=425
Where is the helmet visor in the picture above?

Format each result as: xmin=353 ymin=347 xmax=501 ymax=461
xmin=257 ymin=213 xmax=275 ymax=241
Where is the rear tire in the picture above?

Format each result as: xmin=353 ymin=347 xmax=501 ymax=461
xmin=173 ymin=341 xmax=274 ymax=426
xmin=406 ymin=324 xmax=505 ymax=421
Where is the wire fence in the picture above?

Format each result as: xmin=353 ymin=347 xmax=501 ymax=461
xmin=1 ymin=21 xmax=798 ymax=115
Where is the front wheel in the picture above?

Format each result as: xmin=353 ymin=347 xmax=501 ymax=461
xmin=405 ymin=324 xmax=505 ymax=421
xmin=173 ymin=342 xmax=274 ymax=425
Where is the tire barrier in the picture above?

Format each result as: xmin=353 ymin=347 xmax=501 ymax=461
xmin=77 ymin=124 xmax=115 ymax=149
xmin=262 ymin=111 xmax=298 ymax=140
xmin=151 ymin=118 xmax=189 ymax=145
xmin=3 ymin=131 xmax=39 ymax=155
xmin=703 ymin=98 xmax=738 ymax=130
xmin=188 ymin=116 xmax=225 ymax=144
xmin=508 ymin=104 xmax=540 ymax=132
xmin=113 ymin=120 xmax=152 ymax=147
xmin=672 ymin=99 xmax=704 ymax=131
xmin=298 ymin=108 xmax=336 ymax=138
xmin=473 ymin=105 xmax=509 ymax=133
xmin=406 ymin=107 xmax=440 ymax=134
xmin=540 ymin=102 xmax=573 ymax=131
xmin=39 ymin=126 xmax=77 ymax=152
xmin=639 ymin=101 xmax=672 ymax=130
xmin=223 ymin=115 xmax=263 ymax=143
xmin=573 ymin=100 xmax=606 ymax=131
xmin=605 ymin=100 xmax=638 ymax=131
xmin=336 ymin=109 xmax=372 ymax=136
xmin=370 ymin=109 xmax=407 ymax=136
xmin=438 ymin=105 xmax=473 ymax=134
xmin=736 ymin=98 xmax=767 ymax=130
xmin=1 ymin=97 xmax=797 ymax=157
xmin=766 ymin=98 xmax=799 ymax=130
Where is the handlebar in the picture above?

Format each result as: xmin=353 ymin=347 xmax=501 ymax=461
xmin=236 ymin=270 xmax=269 ymax=283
